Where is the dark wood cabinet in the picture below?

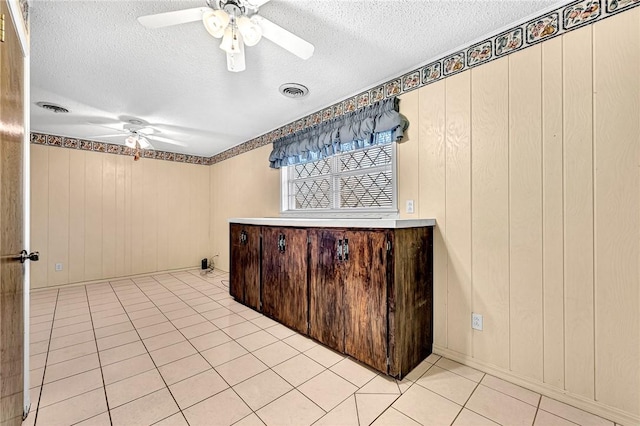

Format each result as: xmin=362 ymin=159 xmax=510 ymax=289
xmin=309 ymin=229 xmax=389 ymax=371
xmin=387 ymin=227 xmax=433 ymax=377
xmin=261 ymin=227 xmax=309 ymax=334
xmin=229 ymin=224 xmax=261 ymax=311
xmin=343 ymin=230 xmax=390 ymax=373
xmin=309 ymin=229 xmax=345 ymax=351
xmin=229 ymin=221 xmax=433 ymax=379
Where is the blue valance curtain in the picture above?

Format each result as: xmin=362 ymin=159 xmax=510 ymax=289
xmin=268 ymin=97 xmax=409 ymax=169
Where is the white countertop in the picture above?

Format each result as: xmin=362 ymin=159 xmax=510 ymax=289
xmin=229 ymin=217 xmax=435 ymax=229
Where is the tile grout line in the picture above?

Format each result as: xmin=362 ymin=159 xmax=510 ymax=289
xmin=231 ymin=327 xmax=403 ymax=422
xmin=30 ymin=288 xmax=60 ymax=426
xmin=49 ymin=275 xmax=390 ymax=423
xmin=65 ymin=280 xmax=380 ymax=422
xmin=361 ymin=393 xmax=404 ymax=426
xmin=45 ymin=329 xmax=102 ymax=354
xmin=451 ymin=372 xmax=485 ymax=426
xmin=171 ymin=270 xmax=417 ymax=424
xmin=138 ymin=272 xmax=330 ymax=422
xmin=143 ymin=273 xmax=244 ymax=423
xmin=105 ymin=272 xmax=268 ymax=420
xmin=83 ymin=284 xmax=114 ymax=426
xmin=107 ymin=278 xmax=190 ymax=424
xmin=33 ymin=270 xmax=621 ymax=426
xmin=463 ymin=375 xmax=544 ymax=411
xmin=55 ymin=274 xmax=430 ymax=422
xmin=37 ymin=272 xmax=312 ymax=421
xmin=144 ymin=272 xmax=275 ymax=419
xmin=532 ymin=391 xmax=543 ymax=426
xmin=29 ymin=337 xmax=104 ymax=407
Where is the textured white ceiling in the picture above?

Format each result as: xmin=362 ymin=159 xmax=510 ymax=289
xmin=30 ymin=0 xmax=562 ymax=157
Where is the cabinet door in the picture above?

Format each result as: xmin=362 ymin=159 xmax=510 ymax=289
xmin=262 ymin=227 xmax=308 ymax=334
xmin=343 ymin=230 xmax=389 ymax=372
xmin=243 ymin=226 xmax=262 ymax=311
xmin=309 ymin=229 xmax=345 ymax=351
xmin=387 ymin=227 xmax=433 ymax=378
xmin=229 ymin=224 xmax=246 ymax=303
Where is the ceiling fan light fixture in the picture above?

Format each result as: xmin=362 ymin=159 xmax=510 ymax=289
xmin=138 ymin=136 xmax=152 ymax=149
xmin=125 ymin=134 xmax=138 ymax=148
xmin=237 ymin=15 xmax=262 ymax=46
xmin=203 ymin=9 xmax=229 ymax=38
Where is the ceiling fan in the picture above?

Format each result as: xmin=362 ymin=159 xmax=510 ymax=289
xmin=90 ymin=119 xmax=188 ymax=159
xmin=137 ymin=0 xmax=314 ymax=72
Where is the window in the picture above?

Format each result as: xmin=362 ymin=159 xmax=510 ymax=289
xmin=281 ymin=131 xmax=397 ymax=215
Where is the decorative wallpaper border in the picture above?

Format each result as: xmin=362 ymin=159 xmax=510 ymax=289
xmin=30 ymin=0 xmax=639 ymax=166
xmin=30 ymin=133 xmax=212 ymax=165
xmin=209 ymin=0 xmax=639 ymax=165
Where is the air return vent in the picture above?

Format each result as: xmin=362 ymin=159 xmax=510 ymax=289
xmin=36 ymin=102 xmax=69 ymax=113
xmin=279 ymin=83 xmax=309 ymax=99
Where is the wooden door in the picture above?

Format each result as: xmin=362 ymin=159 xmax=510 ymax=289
xmin=309 ymin=229 xmax=344 ymax=351
xmin=343 ymin=230 xmax=389 ymax=372
xmin=262 ymin=227 xmax=308 ymax=334
xmin=229 ymin=224 xmax=246 ymax=302
xmin=242 ymin=226 xmax=261 ymax=311
xmin=0 ymin=3 xmax=26 ymax=423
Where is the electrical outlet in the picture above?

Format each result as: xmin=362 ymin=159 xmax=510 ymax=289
xmin=406 ymin=199 xmax=414 ymax=214
xmin=55 ymin=263 xmax=63 ymax=272
xmin=472 ymin=313 xmax=483 ymax=331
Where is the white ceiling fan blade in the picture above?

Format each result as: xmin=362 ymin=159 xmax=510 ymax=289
xmin=252 ymin=15 xmax=314 ymax=60
xmin=89 ymin=134 xmax=126 ymax=138
xmin=137 ymin=136 xmax=153 ymax=150
xmin=147 ymin=134 xmax=188 ymax=147
xmin=138 ymin=7 xmax=209 ymax=29
xmin=88 ymin=122 xmax=124 ymax=132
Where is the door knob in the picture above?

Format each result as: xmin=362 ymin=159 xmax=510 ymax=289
xmin=16 ymin=250 xmax=39 ymax=263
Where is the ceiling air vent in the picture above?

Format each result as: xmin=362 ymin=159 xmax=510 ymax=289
xmin=279 ymin=83 xmax=309 ymax=99
xmin=36 ymin=102 xmax=69 ymax=113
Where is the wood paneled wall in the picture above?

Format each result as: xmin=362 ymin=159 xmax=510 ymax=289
xmin=411 ymin=10 xmax=639 ymax=423
xmin=28 ymin=7 xmax=639 ymax=423
xmin=30 ymin=145 xmax=210 ymax=288
xmin=209 ymin=144 xmax=280 ymax=272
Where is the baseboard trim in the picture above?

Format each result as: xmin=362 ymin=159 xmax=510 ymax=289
xmin=31 ymin=266 xmax=228 ymax=292
xmin=433 ymin=345 xmax=638 ymax=426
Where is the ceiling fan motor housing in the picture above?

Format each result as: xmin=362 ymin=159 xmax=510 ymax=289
xmin=209 ymin=0 xmax=257 ymax=16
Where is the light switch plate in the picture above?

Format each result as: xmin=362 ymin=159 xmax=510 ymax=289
xmin=55 ymin=263 xmax=63 ymax=272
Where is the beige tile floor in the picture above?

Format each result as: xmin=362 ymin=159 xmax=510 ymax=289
xmin=24 ymin=269 xmax=619 ymax=426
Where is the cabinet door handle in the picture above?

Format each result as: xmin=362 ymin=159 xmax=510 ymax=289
xmin=277 ymin=234 xmax=286 ymax=252
xmin=337 ymin=240 xmax=343 ymax=261
xmin=282 ymin=234 xmax=286 ymax=252
xmin=344 ymin=239 xmax=349 ymax=261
